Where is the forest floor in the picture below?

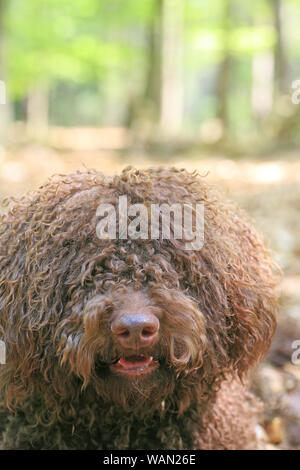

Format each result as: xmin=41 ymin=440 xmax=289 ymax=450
xmin=0 ymin=143 xmax=299 ymax=449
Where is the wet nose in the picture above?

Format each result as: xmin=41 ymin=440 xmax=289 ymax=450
xmin=111 ymin=313 xmax=159 ymax=348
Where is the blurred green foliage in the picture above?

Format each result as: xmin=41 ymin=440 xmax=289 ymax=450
xmin=2 ymin=0 xmax=300 ymax=145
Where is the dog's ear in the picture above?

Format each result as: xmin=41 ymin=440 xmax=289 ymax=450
xmin=222 ymin=213 xmax=280 ymax=376
xmin=188 ymin=198 xmax=280 ymax=378
xmin=225 ymin=279 xmax=278 ymax=376
xmin=196 ymin=271 xmax=278 ymax=379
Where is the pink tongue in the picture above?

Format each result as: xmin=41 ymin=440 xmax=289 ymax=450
xmin=118 ymin=356 xmax=151 ymax=368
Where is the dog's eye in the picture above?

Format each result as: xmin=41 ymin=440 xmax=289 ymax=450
xmin=104 ymin=305 xmax=114 ymax=315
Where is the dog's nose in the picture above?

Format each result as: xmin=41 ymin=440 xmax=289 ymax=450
xmin=111 ymin=313 xmax=159 ymax=348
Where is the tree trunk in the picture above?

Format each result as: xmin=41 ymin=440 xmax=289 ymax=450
xmin=251 ymin=52 xmax=274 ymax=118
xmin=159 ymin=0 xmax=184 ymax=136
xmin=215 ymin=0 xmax=231 ymax=136
xmin=26 ymin=83 xmax=49 ymax=140
xmin=126 ymin=0 xmax=162 ymax=131
xmin=143 ymin=0 xmax=162 ymax=121
xmin=0 ymin=0 xmax=12 ymax=145
xmin=271 ymin=0 xmax=287 ymax=95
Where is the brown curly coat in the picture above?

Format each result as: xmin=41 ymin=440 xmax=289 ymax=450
xmin=0 ymin=166 xmax=279 ymax=449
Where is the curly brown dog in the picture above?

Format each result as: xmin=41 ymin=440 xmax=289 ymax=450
xmin=0 ymin=166 xmax=279 ymax=449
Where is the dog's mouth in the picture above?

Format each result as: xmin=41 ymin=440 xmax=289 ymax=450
xmin=109 ymin=355 xmax=159 ymax=378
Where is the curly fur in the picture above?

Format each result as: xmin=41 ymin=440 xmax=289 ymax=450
xmin=0 ymin=166 xmax=279 ymax=449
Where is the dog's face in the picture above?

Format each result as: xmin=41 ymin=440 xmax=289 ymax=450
xmin=55 ymin=283 xmax=207 ymax=411
xmin=0 ymin=167 xmax=279 ymax=413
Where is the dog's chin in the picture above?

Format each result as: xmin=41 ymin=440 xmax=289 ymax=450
xmin=92 ymin=357 xmax=176 ymax=414
xmin=93 ymin=356 xmax=176 ymax=410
